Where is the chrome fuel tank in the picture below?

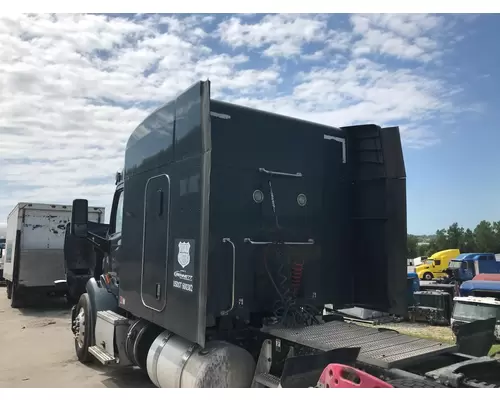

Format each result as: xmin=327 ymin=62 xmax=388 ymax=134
xmin=146 ymin=330 xmax=255 ymax=388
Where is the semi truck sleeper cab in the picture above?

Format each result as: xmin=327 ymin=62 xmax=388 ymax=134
xmin=64 ymin=80 xmax=500 ymax=389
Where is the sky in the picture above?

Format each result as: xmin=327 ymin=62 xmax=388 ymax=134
xmin=0 ymin=13 xmax=498 ymax=237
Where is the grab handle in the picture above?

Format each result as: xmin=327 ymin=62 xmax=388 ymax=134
xmin=243 ymin=238 xmax=314 ymax=245
xmin=220 ymin=238 xmax=236 ymax=316
xmin=258 ymin=168 xmax=302 ymax=178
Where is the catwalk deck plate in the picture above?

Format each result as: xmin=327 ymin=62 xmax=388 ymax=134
xmin=262 ymin=320 xmax=457 ymax=369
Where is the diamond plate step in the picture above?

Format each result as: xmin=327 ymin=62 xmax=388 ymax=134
xmin=254 ymin=373 xmax=280 ymax=388
xmin=88 ymin=345 xmax=115 ymax=365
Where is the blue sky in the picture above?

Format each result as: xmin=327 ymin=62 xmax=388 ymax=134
xmin=405 ymin=14 xmax=499 ymax=234
xmin=0 ymin=13 xmax=497 ymax=235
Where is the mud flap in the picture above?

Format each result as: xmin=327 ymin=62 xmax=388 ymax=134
xmin=453 ymin=317 xmax=496 ymax=357
xmin=280 ymin=347 xmax=360 ymax=388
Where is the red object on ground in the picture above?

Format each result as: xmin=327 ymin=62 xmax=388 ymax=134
xmin=473 ymin=273 xmax=500 ymax=281
xmin=318 ymin=364 xmax=393 ymax=388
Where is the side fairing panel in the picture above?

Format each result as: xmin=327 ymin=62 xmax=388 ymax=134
xmin=342 ymin=125 xmax=407 ymax=317
xmin=119 ymin=81 xmax=211 ymax=347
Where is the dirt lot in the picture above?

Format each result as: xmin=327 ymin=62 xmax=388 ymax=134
xmin=0 ymin=289 xmax=153 ymax=388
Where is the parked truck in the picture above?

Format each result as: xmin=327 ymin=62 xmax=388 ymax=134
xmin=415 ymin=249 xmax=460 ymax=281
xmin=447 ymin=253 xmax=500 ymax=283
xmin=460 ymin=280 xmax=500 ymax=298
xmin=451 ymin=296 xmax=500 ymax=341
xmin=453 ymin=277 xmax=500 ymax=343
xmin=417 ymin=257 xmax=500 ymax=322
xmin=407 ymin=256 xmax=427 ymax=268
xmin=64 ymin=80 xmax=500 ymax=388
xmin=3 ymin=202 xmax=105 ymax=308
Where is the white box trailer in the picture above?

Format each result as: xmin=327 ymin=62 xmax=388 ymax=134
xmin=3 ymin=202 xmax=105 ymax=307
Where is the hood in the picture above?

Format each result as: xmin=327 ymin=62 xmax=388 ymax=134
xmin=415 ymin=263 xmax=432 ymax=272
xmin=461 ymin=280 xmax=500 ymax=292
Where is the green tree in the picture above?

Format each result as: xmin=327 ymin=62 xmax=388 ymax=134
xmin=474 ymin=220 xmax=496 ymax=252
xmin=410 ymin=219 xmax=500 ymax=257
xmin=434 ymin=229 xmax=449 ymax=252
xmin=492 ymin=221 xmax=500 ymax=253
xmin=407 ymin=234 xmax=419 ymax=258
xmin=446 ymin=222 xmax=464 ymax=249
xmin=419 ymin=243 xmax=431 ymax=257
xmin=462 ymin=228 xmax=476 ymax=252
xmin=424 ymin=237 xmax=439 ymax=257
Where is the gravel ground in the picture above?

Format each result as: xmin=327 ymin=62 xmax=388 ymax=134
xmin=1 ymin=286 xmax=497 ymax=387
xmin=375 ymin=321 xmax=456 ymax=343
xmin=0 ymin=288 xmax=153 ymax=388
xmin=356 ymin=320 xmax=500 ymax=357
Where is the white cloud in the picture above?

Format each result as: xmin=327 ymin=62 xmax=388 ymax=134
xmin=301 ymin=50 xmax=325 ymax=61
xmin=0 ymin=13 xmax=478 ymax=223
xmin=350 ymin=14 xmax=446 ymax=62
xmin=218 ymin=14 xmax=328 ymax=57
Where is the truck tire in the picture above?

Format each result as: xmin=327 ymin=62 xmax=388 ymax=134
xmin=74 ymin=293 xmax=93 ymax=363
xmin=387 ymin=378 xmax=446 ymax=388
xmin=6 ymin=281 xmax=12 ymax=300
xmin=423 ymin=272 xmax=434 ymax=281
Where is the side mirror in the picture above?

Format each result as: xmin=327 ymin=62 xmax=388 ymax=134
xmin=71 ymin=199 xmax=89 ymax=238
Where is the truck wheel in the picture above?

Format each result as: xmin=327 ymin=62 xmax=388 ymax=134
xmin=74 ymin=293 xmax=93 ymax=364
xmin=423 ymin=272 xmax=434 ymax=281
xmin=387 ymin=378 xmax=446 ymax=388
xmin=6 ymin=281 xmax=12 ymax=300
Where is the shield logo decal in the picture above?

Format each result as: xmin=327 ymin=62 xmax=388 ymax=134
xmin=177 ymin=241 xmax=191 ymax=268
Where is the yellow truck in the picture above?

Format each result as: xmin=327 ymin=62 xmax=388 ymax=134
xmin=416 ymin=249 xmax=460 ymax=280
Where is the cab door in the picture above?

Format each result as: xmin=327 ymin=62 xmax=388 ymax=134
xmin=141 ymin=174 xmax=170 ymax=311
xmin=432 ymin=258 xmax=442 ymax=275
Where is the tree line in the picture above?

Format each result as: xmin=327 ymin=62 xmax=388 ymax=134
xmin=407 ymin=221 xmax=500 ymax=258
